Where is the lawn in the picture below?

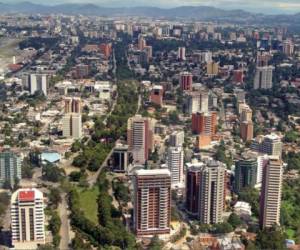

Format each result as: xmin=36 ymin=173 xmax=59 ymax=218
xmin=76 ymin=186 xmax=99 ymax=224
xmin=286 ymin=228 xmax=296 ymax=240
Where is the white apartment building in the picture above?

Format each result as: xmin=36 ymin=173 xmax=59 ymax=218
xmin=11 ymin=188 xmax=45 ymax=250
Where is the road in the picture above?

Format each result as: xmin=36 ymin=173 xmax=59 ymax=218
xmin=58 ymin=193 xmax=71 ymax=250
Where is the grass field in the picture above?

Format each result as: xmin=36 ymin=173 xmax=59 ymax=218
xmin=76 ymin=186 xmax=99 ymax=224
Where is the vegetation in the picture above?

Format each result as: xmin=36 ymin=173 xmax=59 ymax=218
xmin=256 ymin=226 xmax=286 ymax=249
xmin=238 ymin=187 xmax=260 ymax=217
xmin=47 ymin=210 xmax=61 ymax=248
xmin=42 ymin=164 xmax=65 ymax=182
xmin=68 ymin=172 xmax=136 ymax=249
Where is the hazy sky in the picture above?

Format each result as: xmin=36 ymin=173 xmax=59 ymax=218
xmin=4 ymin=0 xmax=300 ymax=13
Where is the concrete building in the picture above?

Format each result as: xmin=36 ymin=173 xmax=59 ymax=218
xmin=251 ymin=134 xmax=283 ymax=158
xmin=186 ymin=163 xmax=203 ymax=216
xmin=169 ymin=131 xmax=185 ymax=147
xmin=260 ymin=157 xmax=283 ymax=229
xmin=11 ymin=188 xmax=45 ymax=250
xmin=180 ymin=72 xmax=193 ymax=91
xmin=133 ymin=169 xmax=171 ymax=236
xmin=177 ymin=47 xmax=186 ymax=60
xmin=0 ymin=147 xmax=22 ymax=188
xmin=112 ymin=144 xmax=130 ymax=173
xmin=64 ymin=97 xmax=81 ymax=114
xmin=186 ymin=90 xmax=209 ymax=114
xmin=198 ymin=159 xmax=226 ymax=224
xmin=192 ymin=111 xmax=217 ymax=136
xmin=150 ymin=85 xmax=163 ymax=107
xmin=167 ymin=147 xmax=184 ymax=188
xmin=234 ymin=157 xmax=257 ymax=193
xmin=62 ymin=113 xmax=82 ymax=139
xmin=240 ymin=121 xmax=254 ymax=142
xmin=282 ymin=40 xmax=294 ymax=56
xmin=254 ymin=66 xmax=274 ymax=90
xmin=127 ymin=115 xmax=154 ymax=165
xmin=207 ymin=62 xmax=219 ymax=76
xmin=29 ymin=74 xmax=48 ymax=96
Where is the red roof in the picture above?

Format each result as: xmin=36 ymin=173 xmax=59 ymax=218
xmin=19 ymin=191 xmax=35 ymax=201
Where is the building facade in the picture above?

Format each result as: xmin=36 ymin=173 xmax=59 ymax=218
xmin=11 ymin=188 xmax=45 ymax=250
xmin=133 ymin=169 xmax=171 ymax=236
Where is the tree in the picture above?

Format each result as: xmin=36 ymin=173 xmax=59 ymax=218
xmin=71 ymin=233 xmax=92 ymax=250
xmin=48 ymin=187 xmax=61 ymax=208
xmin=238 ymin=187 xmax=260 ymax=217
xmin=213 ymin=222 xmax=234 ymax=234
xmin=256 ymin=226 xmax=286 ymax=250
xmin=148 ymin=235 xmax=164 ymax=250
xmin=42 ymin=164 xmax=65 ymax=182
xmin=228 ymin=213 xmax=243 ymax=229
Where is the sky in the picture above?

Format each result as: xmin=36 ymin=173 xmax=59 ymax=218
xmin=3 ymin=0 xmax=300 ymax=14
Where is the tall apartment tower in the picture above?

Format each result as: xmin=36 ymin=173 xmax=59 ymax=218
xmin=127 ymin=115 xmax=154 ymax=165
xmin=234 ymin=157 xmax=257 ymax=193
xmin=167 ymin=147 xmax=184 ymax=188
xmin=29 ymin=74 xmax=48 ymax=96
xmin=186 ymin=165 xmax=202 ymax=216
xmin=192 ymin=111 xmax=217 ymax=135
xmin=0 ymin=147 xmax=22 ymax=188
xmin=180 ymin=72 xmax=193 ymax=91
xmin=259 ymin=157 xmax=283 ymax=229
xmin=64 ymin=97 xmax=82 ymax=113
xmin=11 ymin=188 xmax=45 ymax=250
xmin=282 ymin=40 xmax=294 ymax=56
xmin=240 ymin=121 xmax=254 ymax=142
xmin=169 ymin=131 xmax=185 ymax=147
xmin=198 ymin=160 xmax=226 ymax=224
xmin=62 ymin=97 xmax=82 ymax=139
xmin=133 ymin=169 xmax=171 ymax=236
xmin=254 ymin=66 xmax=274 ymax=90
xmin=187 ymin=91 xmax=209 ymax=114
xmin=261 ymin=134 xmax=283 ymax=158
xmin=138 ymin=35 xmax=146 ymax=50
xmin=177 ymin=47 xmax=186 ymax=60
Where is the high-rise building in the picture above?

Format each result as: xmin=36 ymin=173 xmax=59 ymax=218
xmin=259 ymin=157 xmax=283 ymax=229
xmin=186 ymin=163 xmax=203 ymax=216
xmin=192 ymin=111 xmax=217 ymax=135
xmin=282 ymin=40 xmax=294 ymax=56
xmin=0 ymin=147 xmax=21 ymax=188
xmin=240 ymin=121 xmax=254 ymax=142
xmin=254 ymin=66 xmax=274 ymax=90
xmin=64 ymin=97 xmax=81 ymax=114
xmin=240 ymin=106 xmax=252 ymax=122
xmin=180 ymin=72 xmax=193 ymax=91
xmin=11 ymin=188 xmax=45 ymax=250
xmin=29 ymin=74 xmax=48 ymax=96
xmin=207 ymin=62 xmax=219 ymax=76
xmin=186 ymin=90 xmax=209 ymax=114
xmin=177 ymin=47 xmax=186 ymax=60
xmin=62 ymin=113 xmax=82 ymax=139
xmin=62 ymin=97 xmax=82 ymax=139
xmin=133 ymin=169 xmax=171 ymax=236
xmin=234 ymin=157 xmax=257 ymax=193
xmin=150 ymin=85 xmax=163 ymax=107
xmin=138 ymin=35 xmax=146 ymax=50
xmin=112 ymin=144 xmax=129 ymax=173
xmin=198 ymin=159 xmax=226 ymax=224
xmin=127 ymin=115 xmax=154 ymax=164
xmin=167 ymin=147 xmax=184 ymax=188
xmin=169 ymin=131 xmax=185 ymax=147
xmin=261 ymin=134 xmax=283 ymax=157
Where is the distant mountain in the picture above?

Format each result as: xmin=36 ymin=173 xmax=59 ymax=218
xmin=0 ymin=1 xmax=299 ymax=23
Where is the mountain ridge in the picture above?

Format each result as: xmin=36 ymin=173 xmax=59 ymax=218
xmin=0 ymin=2 xmax=299 ymax=23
